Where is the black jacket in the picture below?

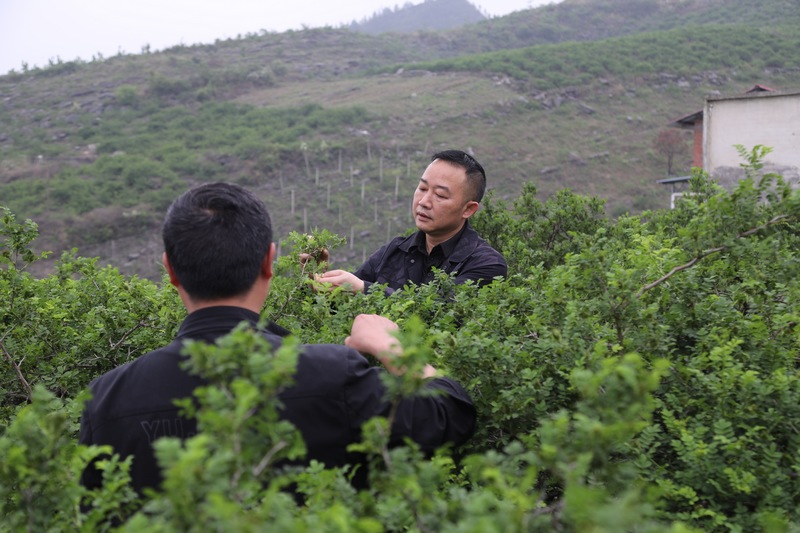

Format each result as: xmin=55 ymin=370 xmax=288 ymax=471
xmin=354 ymin=221 xmax=507 ymax=295
xmin=79 ymin=306 xmax=476 ymax=494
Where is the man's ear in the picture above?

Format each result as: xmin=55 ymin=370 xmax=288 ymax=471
xmin=162 ymin=252 xmax=180 ymax=288
xmin=261 ymin=243 xmax=276 ymax=281
xmin=462 ymin=200 xmax=480 ymax=219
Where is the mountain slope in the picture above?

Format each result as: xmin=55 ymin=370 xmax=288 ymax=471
xmin=426 ymin=0 xmax=800 ymax=55
xmin=351 ymin=0 xmax=486 ymax=34
xmin=1 ymin=0 xmax=800 ymax=279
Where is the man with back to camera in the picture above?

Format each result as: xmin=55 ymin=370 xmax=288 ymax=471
xmin=79 ymin=182 xmax=476 ymax=495
xmin=313 ymin=150 xmax=507 ymax=295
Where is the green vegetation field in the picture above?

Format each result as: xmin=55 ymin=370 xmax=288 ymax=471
xmin=2 ymin=152 xmax=800 ymax=530
xmin=3 ymin=3 xmax=800 ymax=526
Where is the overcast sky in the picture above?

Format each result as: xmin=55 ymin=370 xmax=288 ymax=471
xmin=0 ymin=0 xmax=558 ymax=75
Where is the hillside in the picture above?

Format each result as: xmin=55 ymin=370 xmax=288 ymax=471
xmin=416 ymin=0 xmax=800 ymax=55
xmin=350 ymin=0 xmax=486 ymax=34
xmin=1 ymin=0 xmax=800 ymax=279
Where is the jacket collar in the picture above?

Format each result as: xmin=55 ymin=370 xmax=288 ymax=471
xmin=397 ymin=221 xmax=480 ymax=264
xmin=176 ymin=306 xmax=290 ymax=341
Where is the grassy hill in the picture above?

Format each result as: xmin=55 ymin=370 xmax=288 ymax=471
xmin=1 ymin=0 xmax=800 ymax=279
xmin=350 ymin=0 xmax=486 ymax=34
xmin=370 ymin=0 xmax=800 ymax=57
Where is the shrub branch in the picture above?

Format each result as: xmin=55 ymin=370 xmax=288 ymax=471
xmin=109 ymin=320 xmax=148 ymax=351
xmin=0 ymin=335 xmax=33 ymax=401
xmin=636 ymin=214 xmax=790 ymax=298
xmin=252 ymin=440 xmax=288 ymax=477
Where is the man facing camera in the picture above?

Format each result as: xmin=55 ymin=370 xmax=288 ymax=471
xmin=316 ymin=150 xmax=506 ymax=295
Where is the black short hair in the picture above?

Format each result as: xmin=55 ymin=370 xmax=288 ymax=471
xmin=162 ymin=182 xmax=272 ymax=301
xmin=431 ymin=150 xmax=487 ymax=202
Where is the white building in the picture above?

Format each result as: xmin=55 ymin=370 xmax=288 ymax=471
xmin=704 ymin=88 xmax=800 ymax=188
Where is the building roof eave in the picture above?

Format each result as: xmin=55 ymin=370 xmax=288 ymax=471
xmin=657 ymin=175 xmax=692 ymax=184
xmin=669 ymin=109 xmax=703 ymax=128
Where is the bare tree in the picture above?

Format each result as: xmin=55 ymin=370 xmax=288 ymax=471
xmin=654 ymin=128 xmax=688 ymax=176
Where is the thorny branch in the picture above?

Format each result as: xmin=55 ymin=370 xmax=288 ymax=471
xmin=1 ymin=334 xmax=33 ymax=401
xmin=109 ymin=320 xmax=148 ymax=351
xmin=636 ymin=214 xmax=791 ymax=299
xmin=252 ymin=440 xmax=288 ymax=477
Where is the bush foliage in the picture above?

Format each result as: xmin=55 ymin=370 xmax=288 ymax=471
xmin=2 ymin=152 xmax=800 ymax=530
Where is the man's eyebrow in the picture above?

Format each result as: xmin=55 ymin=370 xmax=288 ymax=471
xmin=420 ymin=178 xmax=450 ymax=192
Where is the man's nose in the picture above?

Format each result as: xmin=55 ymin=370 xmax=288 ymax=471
xmin=418 ymin=191 xmax=433 ymax=207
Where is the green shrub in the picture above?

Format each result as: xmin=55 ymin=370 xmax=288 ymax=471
xmin=1 ymin=149 xmax=799 ymax=530
xmin=115 ymin=85 xmax=140 ymax=107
